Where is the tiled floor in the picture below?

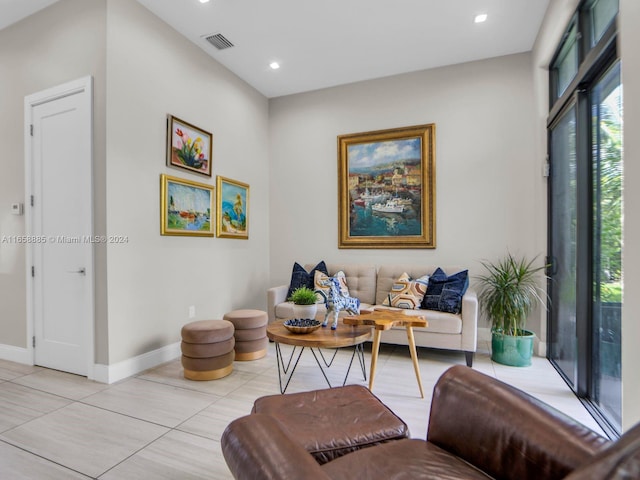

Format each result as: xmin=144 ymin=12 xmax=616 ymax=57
xmin=0 ymin=337 xmax=605 ymax=479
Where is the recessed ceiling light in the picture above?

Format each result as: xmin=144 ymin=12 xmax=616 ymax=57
xmin=269 ymin=62 xmax=280 ymax=70
xmin=474 ymin=13 xmax=488 ymax=23
xmin=199 ymin=0 xmax=210 ymax=3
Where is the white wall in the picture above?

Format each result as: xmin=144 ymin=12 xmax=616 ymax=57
xmin=619 ymin=0 xmax=640 ymax=431
xmin=269 ymin=53 xmax=540 ymax=332
xmin=0 ymin=0 xmax=108 ymax=358
xmin=103 ymin=0 xmax=270 ymax=364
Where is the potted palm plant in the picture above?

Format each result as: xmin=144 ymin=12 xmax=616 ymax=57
xmin=477 ymin=254 xmax=548 ymax=367
xmin=288 ymin=286 xmax=318 ymax=320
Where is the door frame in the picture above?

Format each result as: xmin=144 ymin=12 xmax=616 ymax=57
xmin=24 ymin=75 xmax=95 ymax=379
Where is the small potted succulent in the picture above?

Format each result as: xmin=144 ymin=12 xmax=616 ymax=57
xmin=288 ymin=286 xmax=318 ymax=320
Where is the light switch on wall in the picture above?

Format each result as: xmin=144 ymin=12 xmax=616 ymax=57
xmin=11 ymin=203 xmax=24 ymax=215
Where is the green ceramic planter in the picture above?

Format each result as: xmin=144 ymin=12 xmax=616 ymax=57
xmin=491 ymin=330 xmax=535 ymax=367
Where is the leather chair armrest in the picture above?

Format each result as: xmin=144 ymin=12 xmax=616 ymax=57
xmin=267 ymin=284 xmax=288 ymax=323
xmin=222 ymin=414 xmax=331 ymax=480
xmin=427 ymin=366 xmax=610 ymax=480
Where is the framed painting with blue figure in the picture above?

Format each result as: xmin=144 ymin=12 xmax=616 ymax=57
xmin=166 ymin=115 xmax=212 ymax=177
xmin=338 ymin=124 xmax=436 ymax=249
xmin=216 ymin=176 xmax=249 ymax=239
xmin=160 ymin=174 xmax=214 ymax=237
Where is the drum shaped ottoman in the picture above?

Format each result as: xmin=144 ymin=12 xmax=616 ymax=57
xmin=223 ymin=309 xmax=268 ymax=361
xmin=181 ymin=320 xmax=235 ymax=380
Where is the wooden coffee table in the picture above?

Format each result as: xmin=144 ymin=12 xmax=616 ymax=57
xmin=344 ymin=309 xmax=427 ymax=398
xmin=267 ymin=319 xmax=372 ymax=394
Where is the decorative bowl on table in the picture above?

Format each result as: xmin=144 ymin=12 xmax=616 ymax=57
xmin=283 ymin=318 xmax=322 ymax=334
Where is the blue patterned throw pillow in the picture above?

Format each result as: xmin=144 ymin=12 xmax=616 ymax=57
xmin=286 ymin=261 xmax=329 ymax=300
xmin=421 ymin=268 xmax=469 ymax=314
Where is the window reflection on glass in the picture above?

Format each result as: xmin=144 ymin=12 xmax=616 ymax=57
xmin=591 ymin=61 xmax=622 ymax=432
xmin=590 ymin=0 xmax=619 ymax=46
xmin=554 ymin=25 xmax=578 ymax=98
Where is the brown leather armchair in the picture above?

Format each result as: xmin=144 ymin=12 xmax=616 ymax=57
xmin=222 ymin=366 xmax=639 ymax=479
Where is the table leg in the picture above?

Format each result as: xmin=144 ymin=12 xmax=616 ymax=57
xmin=368 ymin=329 xmax=382 ymax=391
xmin=405 ymin=326 xmax=424 ymax=398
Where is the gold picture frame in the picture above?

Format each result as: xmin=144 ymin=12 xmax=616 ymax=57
xmin=216 ymin=176 xmax=249 ymax=239
xmin=338 ymin=124 xmax=436 ymax=249
xmin=160 ymin=174 xmax=214 ymax=237
xmin=166 ymin=115 xmax=212 ymax=177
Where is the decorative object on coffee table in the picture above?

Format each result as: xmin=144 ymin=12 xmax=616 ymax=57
xmin=318 ymin=276 xmax=360 ymax=330
xmin=288 ymin=286 xmax=318 ymax=320
xmin=476 ymin=254 xmax=547 ymax=367
xmin=283 ymin=318 xmax=322 ymax=334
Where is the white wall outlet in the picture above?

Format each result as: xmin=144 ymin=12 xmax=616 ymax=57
xmin=11 ymin=203 xmax=23 ymax=215
xmin=188 ymin=305 xmax=196 ymax=318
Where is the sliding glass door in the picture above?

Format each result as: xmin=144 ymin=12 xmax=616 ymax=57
xmin=548 ymin=105 xmax=578 ymax=389
xmin=591 ymin=62 xmax=622 ymax=432
xmin=547 ymin=0 xmax=621 ymax=437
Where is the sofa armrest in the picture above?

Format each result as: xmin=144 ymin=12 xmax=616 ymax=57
xmin=427 ymin=366 xmax=610 ymax=480
xmin=267 ymin=284 xmax=288 ymax=323
xmin=460 ymin=289 xmax=478 ymax=352
xmin=222 ymin=414 xmax=331 ymax=480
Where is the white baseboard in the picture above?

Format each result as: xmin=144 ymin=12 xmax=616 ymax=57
xmin=91 ymin=342 xmax=181 ymax=384
xmin=0 ymin=344 xmax=32 ymax=365
xmin=0 ymin=341 xmax=181 ymax=384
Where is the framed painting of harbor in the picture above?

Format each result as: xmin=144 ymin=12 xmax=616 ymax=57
xmin=338 ymin=124 xmax=436 ymax=249
xmin=216 ymin=176 xmax=249 ymax=239
xmin=160 ymin=174 xmax=214 ymax=236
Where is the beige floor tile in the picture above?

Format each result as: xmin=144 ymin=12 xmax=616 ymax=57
xmin=138 ymin=360 xmax=257 ymax=396
xmin=0 ymin=382 xmax=70 ymax=433
xmin=11 ymin=369 xmax=109 ymax=400
xmin=99 ymin=430 xmax=232 ymax=480
xmin=177 ymin=395 xmax=257 ymax=440
xmin=0 ymin=403 xmax=168 ymax=478
xmin=83 ymin=378 xmax=217 ymax=427
xmin=0 ymin=441 xmax=91 ymax=479
xmin=0 ymin=360 xmax=43 ymax=381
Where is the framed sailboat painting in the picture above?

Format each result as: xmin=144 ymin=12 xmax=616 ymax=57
xmin=338 ymin=124 xmax=436 ymax=249
xmin=160 ymin=174 xmax=214 ymax=236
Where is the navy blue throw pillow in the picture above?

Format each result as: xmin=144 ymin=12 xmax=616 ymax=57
xmin=286 ymin=261 xmax=328 ymax=300
xmin=421 ymin=268 xmax=469 ymax=314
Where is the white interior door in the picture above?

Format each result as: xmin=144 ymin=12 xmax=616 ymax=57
xmin=26 ymin=77 xmax=94 ymax=376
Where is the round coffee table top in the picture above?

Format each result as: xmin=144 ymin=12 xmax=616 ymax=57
xmin=267 ymin=319 xmax=371 ymax=348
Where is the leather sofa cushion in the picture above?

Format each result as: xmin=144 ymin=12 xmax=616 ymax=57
xmin=321 ymin=438 xmax=492 ymax=480
xmin=252 ymin=384 xmax=409 ymax=464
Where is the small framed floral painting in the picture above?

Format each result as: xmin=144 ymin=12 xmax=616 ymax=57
xmin=166 ymin=115 xmax=212 ymax=177
xmin=216 ymin=176 xmax=249 ymax=239
xmin=160 ymin=174 xmax=214 ymax=236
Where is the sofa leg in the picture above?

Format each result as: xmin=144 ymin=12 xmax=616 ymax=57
xmin=465 ymin=351 xmax=474 ymax=368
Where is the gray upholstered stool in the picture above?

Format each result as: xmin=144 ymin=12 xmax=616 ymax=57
xmin=181 ymin=320 xmax=235 ymax=380
xmin=223 ymin=309 xmax=268 ymax=361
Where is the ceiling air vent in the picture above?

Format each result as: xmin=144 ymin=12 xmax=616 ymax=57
xmin=205 ymin=33 xmax=234 ymax=50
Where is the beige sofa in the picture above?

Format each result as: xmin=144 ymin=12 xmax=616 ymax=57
xmin=267 ymin=263 xmax=477 ymax=366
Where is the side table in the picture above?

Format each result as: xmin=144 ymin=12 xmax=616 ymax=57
xmin=343 ymin=309 xmax=427 ymax=398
